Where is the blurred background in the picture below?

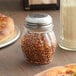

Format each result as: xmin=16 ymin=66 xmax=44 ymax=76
xmin=0 ymin=0 xmax=60 ymax=40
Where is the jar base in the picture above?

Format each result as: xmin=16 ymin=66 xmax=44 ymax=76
xmin=23 ymin=53 xmax=53 ymax=65
xmin=27 ymin=60 xmax=52 ymax=65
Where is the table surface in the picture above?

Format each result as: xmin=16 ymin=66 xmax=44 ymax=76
xmin=0 ymin=4 xmax=76 ymax=76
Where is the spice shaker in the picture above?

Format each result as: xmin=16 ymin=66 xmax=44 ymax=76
xmin=21 ymin=13 xmax=56 ymax=64
xmin=59 ymin=0 xmax=76 ymax=51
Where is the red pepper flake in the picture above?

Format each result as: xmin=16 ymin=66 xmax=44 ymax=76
xmin=65 ymin=70 xmax=73 ymax=74
xmin=58 ymin=70 xmax=74 ymax=76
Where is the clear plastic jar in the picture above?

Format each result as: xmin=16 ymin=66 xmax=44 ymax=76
xmin=59 ymin=0 xmax=76 ymax=51
xmin=21 ymin=13 xmax=56 ymax=64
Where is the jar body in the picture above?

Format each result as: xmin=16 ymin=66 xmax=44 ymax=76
xmin=21 ymin=29 xmax=56 ymax=64
xmin=59 ymin=0 xmax=76 ymax=51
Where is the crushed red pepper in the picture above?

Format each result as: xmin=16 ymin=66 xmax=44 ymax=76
xmin=21 ymin=32 xmax=56 ymax=64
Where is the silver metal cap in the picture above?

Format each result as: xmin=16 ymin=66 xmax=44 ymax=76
xmin=25 ymin=13 xmax=53 ymax=32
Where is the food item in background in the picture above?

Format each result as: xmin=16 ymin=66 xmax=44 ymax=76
xmin=35 ymin=64 xmax=76 ymax=76
xmin=21 ymin=32 xmax=56 ymax=64
xmin=0 ymin=14 xmax=15 ymax=42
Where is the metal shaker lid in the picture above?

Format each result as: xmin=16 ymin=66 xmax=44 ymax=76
xmin=25 ymin=13 xmax=53 ymax=26
xmin=25 ymin=13 xmax=53 ymax=32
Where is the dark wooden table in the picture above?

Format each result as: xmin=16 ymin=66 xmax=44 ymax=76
xmin=0 ymin=2 xmax=76 ymax=75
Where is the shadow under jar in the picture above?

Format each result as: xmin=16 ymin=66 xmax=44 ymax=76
xmin=21 ymin=13 xmax=56 ymax=64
